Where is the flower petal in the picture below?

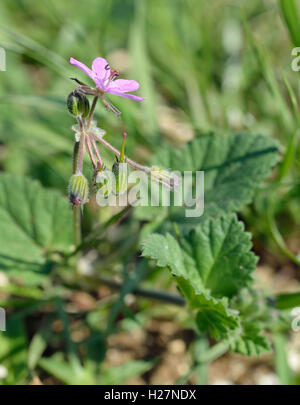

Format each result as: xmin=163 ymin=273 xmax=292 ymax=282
xmin=92 ymin=57 xmax=111 ymax=81
xmin=106 ymin=89 xmax=144 ymax=101
xmin=70 ymin=57 xmax=95 ymax=80
xmin=93 ymin=77 xmax=106 ymax=91
xmin=107 ymin=79 xmax=140 ymax=92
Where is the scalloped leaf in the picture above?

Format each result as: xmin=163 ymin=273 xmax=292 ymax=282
xmin=136 ymin=132 xmax=279 ymax=231
xmin=229 ymin=323 xmax=271 ymax=356
xmin=141 ymin=214 xmax=259 ymax=339
xmin=141 ymin=214 xmax=257 ymax=299
xmin=0 ymin=174 xmax=73 ymax=285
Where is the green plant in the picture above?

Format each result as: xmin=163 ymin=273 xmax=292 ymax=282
xmin=0 ymin=0 xmax=300 ymax=386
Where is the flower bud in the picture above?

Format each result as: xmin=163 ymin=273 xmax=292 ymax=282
xmin=150 ymin=166 xmax=179 ymax=190
xmin=112 ymin=157 xmax=128 ymax=195
xmin=111 ymin=133 xmax=128 ymax=195
xmin=92 ymin=164 xmax=112 ymax=197
xmin=68 ymin=172 xmax=89 ymax=207
xmin=67 ymin=90 xmax=90 ymax=118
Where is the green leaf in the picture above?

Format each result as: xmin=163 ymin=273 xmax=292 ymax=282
xmin=229 ymin=322 xmax=271 ymax=357
xmin=39 ymin=355 xmax=153 ymax=385
xmin=280 ymin=0 xmax=300 ymax=47
xmin=142 ymin=214 xmax=257 ymax=299
xmin=0 ymin=174 xmax=73 ymax=285
xmin=99 ymin=360 xmax=153 ymax=385
xmin=141 ymin=231 xmax=240 ymax=339
xmin=136 ymin=133 xmax=279 ymax=230
xmin=274 ymin=332 xmax=293 ymax=385
xmin=0 ymin=315 xmax=28 ymax=384
xmin=28 ymin=332 xmax=47 ymax=371
xmin=142 ymin=214 xmax=258 ymax=339
xmin=275 ymin=292 xmax=300 ymax=310
xmin=38 ymin=353 xmax=93 ymax=385
xmin=194 ymin=293 xmax=240 ymax=340
xmin=141 ymin=232 xmax=186 ymax=275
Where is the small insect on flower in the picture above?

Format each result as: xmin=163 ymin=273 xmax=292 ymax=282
xmin=70 ymin=57 xmax=144 ymax=101
xmin=68 ymin=172 xmax=89 ymax=208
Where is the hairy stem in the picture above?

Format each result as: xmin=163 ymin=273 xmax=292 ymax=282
xmin=92 ymin=132 xmax=151 ymax=172
xmin=73 ymin=208 xmax=82 ymax=246
xmin=90 ymin=135 xmax=103 ymax=167
xmin=85 ymin=135 xmax=96 ymax=169
xmin=72 ymin=141 xmax=82 ymax=246
xmin=76 ymin=117 xmax=85 ymax=172
xmin=87 ymin=95 xmax=98 ymax=129
xmin=72 ymin=141 xmax=80 ymax=174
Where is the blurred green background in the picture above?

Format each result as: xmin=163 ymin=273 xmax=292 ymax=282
xmin=0 ymin=0 xmax=296 ymax=186
xmin=0 ymin=0 xmax=300 ymax=385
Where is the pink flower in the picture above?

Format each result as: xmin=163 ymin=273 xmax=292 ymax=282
xmin=70 ymin=57 xmax=144 ymax=101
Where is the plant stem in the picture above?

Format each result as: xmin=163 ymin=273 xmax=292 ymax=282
xmin=76 ymin=117 xmax=85 ymax=172
xmin=87 ymin=95 xmax=98 ymax=128
xmin=56 ymin=298 xmax=82 ymax=372
xmin=72 ymin=141 xmax=82 ymax=246
xmin=90 ymin=135 xmax=103 ymax=167
xmin=266 ymin=197 xmax=300 ymax=266
xmin=100 ymin=95 xmax=121 ymax=116
xmin=274 ymin=332 xmax=293 ymax=385
xmin=120 ymin=132 xmax=127 ymax=162
xmin=92 ymin=132 xmax=151 ymax=172
xmin=85 ymin=135 xmax=96 ymax=169
xmin=81 ymin=275 xmax=186 ymax=306
xmin=73 ymin=207 xmax=82 ymax=246
xmin=197 ymin=340 xmax=229 ymax=363
xmin=72 ymin=141 xmax=80 ymax=174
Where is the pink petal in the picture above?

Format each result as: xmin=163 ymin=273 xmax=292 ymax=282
xmin=92 ymin=57 xmax=111 ymax=81
xmin=93 ymin=77 xmax=106 ymax=91
xmin=107 ymin=79 xmax=140 ymax=92
xmin=70 ymin=57 xmax=95 ymax=81
xmin=106 ymin=89 xmax=144 ymax=101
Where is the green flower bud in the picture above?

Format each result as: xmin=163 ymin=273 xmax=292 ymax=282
xmin=92 ymin=164 xmax=112 ymax=197
xmin=111 ymin=132 xmax=128 ymax=195
xmin=68 ymin=172 xmax=89 ymax=207
xmin=112 ymin=157 xmax=128 ymax=195
xmin=67 ymin=90 xmax=90 ymax=118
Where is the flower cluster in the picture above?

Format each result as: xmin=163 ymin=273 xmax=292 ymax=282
xmin=67 ymin=56 xmax=178 ymax=208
